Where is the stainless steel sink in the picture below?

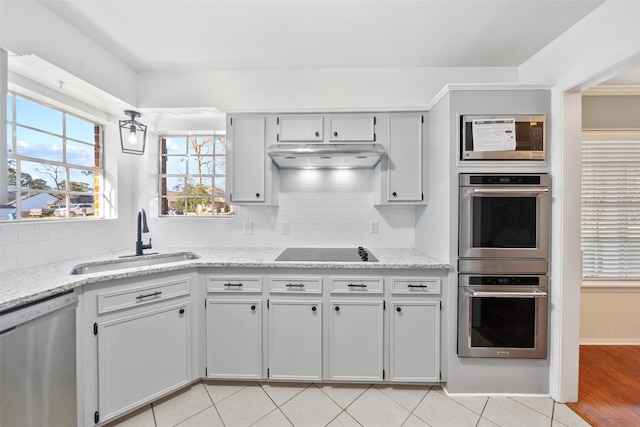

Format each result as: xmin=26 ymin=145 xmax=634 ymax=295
xmin=70 ymin=252 xmax=200 ymax=275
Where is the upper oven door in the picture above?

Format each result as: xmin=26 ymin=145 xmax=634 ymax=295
xmin=459 ymin=174 xmax=550 ymax=259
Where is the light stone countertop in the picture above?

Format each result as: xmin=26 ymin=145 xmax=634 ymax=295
xmin=0 ymin=247 xmax=451 ymax=311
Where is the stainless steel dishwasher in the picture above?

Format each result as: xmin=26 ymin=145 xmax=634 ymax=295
xmin=1 ymin=290 xmax=78 ymax=427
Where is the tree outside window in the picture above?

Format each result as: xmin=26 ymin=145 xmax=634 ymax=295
xmin=160 ymin=134 xmax=233 ymax=217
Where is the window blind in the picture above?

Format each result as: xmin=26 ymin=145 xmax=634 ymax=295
xmin=581 ymin=131 xmax=640 ymax=278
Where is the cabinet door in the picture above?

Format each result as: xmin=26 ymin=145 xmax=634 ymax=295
xmin=390 ymin=301 xmax=440 ymax=382
xmin=387 ymin=113 xmax=424 ymax=202
xmin=229 ymin=115 xmax=266 ymax=202
xmin=277 ymin=115 xmax=324 ymax=142
xmin=206 ymin=300 xmax=262 ymax=379
xmin=97 ymin=303 xmax=190 ymax=420
xmin=329 ymin=114 xmax=376 ymax=142
xmin=268 ymin=300 xmax=322 ymax=380
xmin=329 ymin=301 xmax=384 ymax=381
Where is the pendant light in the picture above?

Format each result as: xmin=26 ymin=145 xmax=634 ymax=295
xmin=119 ymin=110 xmax=147 ymax=155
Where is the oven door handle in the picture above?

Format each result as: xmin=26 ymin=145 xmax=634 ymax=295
xmin=472 ymin=188 xmax=549 ymax=195
xmin=467 ymin=290 xmax=548 ymax=298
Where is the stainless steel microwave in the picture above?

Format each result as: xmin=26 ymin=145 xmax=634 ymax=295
xmin=461 ymin=114 xmax=545 ymax=161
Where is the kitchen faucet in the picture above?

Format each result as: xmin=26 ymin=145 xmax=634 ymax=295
xmin=135 ymin=208 xmax=152 ymax=256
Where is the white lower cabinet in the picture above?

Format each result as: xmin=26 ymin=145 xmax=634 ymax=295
xmin=80 ymin=270 xmax=444 ymax=425
xmin=81 ymin=274 xmax=194 ymax=426
xmin=97 ymin=303 xmax=191 ymax=420
xmin=268 ymin=300 xmax=322 ymax=380
xmin=390 ymin=301 xmax=440 ymax=382
xmin=329 ymin=300 xmax=384 ymax=381
xmin=206 ymin=300 xmax=262 ymax=379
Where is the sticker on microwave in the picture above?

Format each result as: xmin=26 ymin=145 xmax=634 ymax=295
xmin=472 ymin=118 xmax=516 ymax=151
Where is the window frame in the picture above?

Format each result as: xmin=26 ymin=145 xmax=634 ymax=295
xmin=158 ymin=133 xmax=233 ymax=217
xmin=4 ymin=91 xmax=104 ymax=221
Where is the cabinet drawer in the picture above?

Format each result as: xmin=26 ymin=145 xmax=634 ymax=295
xmin=330 ymin=277 xmax=383 ymax=294
xmin=207 ymin=276 xmax=263 ymax=293
xmin=97 ymin=278 xmax=191 ymax=314
xmin=391 ymin=278 xmax=441 ymax=295
xmin=269 ymin=276 xmax=322 ymax=294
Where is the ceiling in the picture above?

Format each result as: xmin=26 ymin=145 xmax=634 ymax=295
xmin=39 ymin=0 xmax=604 ymax=72
xmin=5 ymin=0 xmax=639 ymax=126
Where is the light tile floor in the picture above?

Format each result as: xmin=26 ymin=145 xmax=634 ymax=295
xmin=104 ymin=381 xmax=592 ymax=427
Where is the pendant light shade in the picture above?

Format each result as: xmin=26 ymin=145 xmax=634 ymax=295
xmin=119 ymin=110 xmax=147 ymax=155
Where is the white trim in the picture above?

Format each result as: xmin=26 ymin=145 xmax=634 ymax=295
xmin=580 ymin=339 xmax=640 ymax=345
xmin=582 ymin=85 xmax=640 ymax=96
xmin=581 ymin=282 xmax=640 ymax=291
xmin=426 ymin=83 xmax=554 ymax=110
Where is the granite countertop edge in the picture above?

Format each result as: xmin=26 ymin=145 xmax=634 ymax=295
xmin=0 ymin=247 xmax=452 ymax=311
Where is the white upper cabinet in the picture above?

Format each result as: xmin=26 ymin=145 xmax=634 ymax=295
xmin=277 ymin=115 xmax=324 ymax=142
xmin=385 ymin=113 xmax=425 ymax=203
xmin=276 ymin=113 xmax=376 ymax=143
xmin=328 ymin=115 xmax=376 ymax=142
xmin=228 ymin=115 xmax=279 ymax=205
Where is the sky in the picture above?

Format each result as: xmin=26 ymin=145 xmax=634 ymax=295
xmin=7 ymin=94 xmax=98 ymax=190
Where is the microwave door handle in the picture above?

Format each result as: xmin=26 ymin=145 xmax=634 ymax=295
xmin=468 ymin=290 xmax=548 ymax=298
xmin=472 ymin=188 xmax=549 ymax=195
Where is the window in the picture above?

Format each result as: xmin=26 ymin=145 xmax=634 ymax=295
xmin=4 ymin=92 xmax=103 ymax=220
xmin=159 ymin=134 xmax=233 ymax=216
xmin=581 ymin=131 xmax=640 ymax=278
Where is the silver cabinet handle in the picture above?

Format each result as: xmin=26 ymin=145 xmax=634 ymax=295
xmin=224 ymin=282 xmax=243 ymax=287
xmin=136 ymin=291 xmax=162 ymax=300
xmin=286 ymin=283 xmax=305 ymax=288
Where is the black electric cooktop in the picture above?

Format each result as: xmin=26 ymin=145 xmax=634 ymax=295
xmin=275 ymin=247 xmax=378 ymax=262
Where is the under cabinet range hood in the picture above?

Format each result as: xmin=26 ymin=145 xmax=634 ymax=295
xmin=266 ymin=143 xmax=386 ymax=169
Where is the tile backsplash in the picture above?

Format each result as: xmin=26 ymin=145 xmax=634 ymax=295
xmin=0 ymin=169 xmax=416 ymax=272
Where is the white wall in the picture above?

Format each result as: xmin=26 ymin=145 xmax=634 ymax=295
xmin=141 ymin=169 xmax=416 ymax=252
xmin=581 ymin=288 xmax=640 ymax=344
xmin=517 ymin=0 xmax=640 ymax=404
xmin=583 ymin=95 xmax=640 ymax=129
xmin=580 ymin=95 xmax=640 ymax=345
xmin=138 ymin=67 xmax=517 ymax=113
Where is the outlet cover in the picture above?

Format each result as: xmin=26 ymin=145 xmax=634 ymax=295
xmin=244 ymin=222 xmax=253 ymax=235
xmin=280 ymin=221 xmax=290 ymax=235
xmin=369 ymin=220 xmax=378 ymax=233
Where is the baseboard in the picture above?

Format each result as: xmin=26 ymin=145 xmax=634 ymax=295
xmin=579 ymin=339 xmax=640 ymax=345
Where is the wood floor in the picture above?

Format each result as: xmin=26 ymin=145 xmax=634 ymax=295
xmin=567 ymin=345 xmax=640 ymax=427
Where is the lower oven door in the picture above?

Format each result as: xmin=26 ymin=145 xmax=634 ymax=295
xmin=458 ymin=286 xmax=548 ymax=358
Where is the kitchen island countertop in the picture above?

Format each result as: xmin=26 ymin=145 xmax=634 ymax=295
xmin=0 ymin=247 xmax=451 ymax=311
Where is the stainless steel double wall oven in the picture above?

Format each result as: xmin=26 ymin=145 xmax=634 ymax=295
xmin=458 ymin=173 xmax=550 ymax=358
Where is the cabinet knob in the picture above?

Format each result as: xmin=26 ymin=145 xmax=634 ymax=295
xmin=392 ymin=192 xmax=398 ymax=197
xmin=251 ymin=305 xmax=256 ymax=311
xmin=335 ymin=306 xmax=340 ymax=312
xmin=179 ymin=308 xmax=185 ymax=315
xmin=333 ymin=131 xmax=338 ymax=137
xmin=315 ymin=131 xmax=319 ymax=137
xmin=255 ymin=192 xmax=261 ymax=198
xmin=311 ymin=306 xmax=317 ymax=312
xmin=396 ymin=307 xmax=402 ymax=312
